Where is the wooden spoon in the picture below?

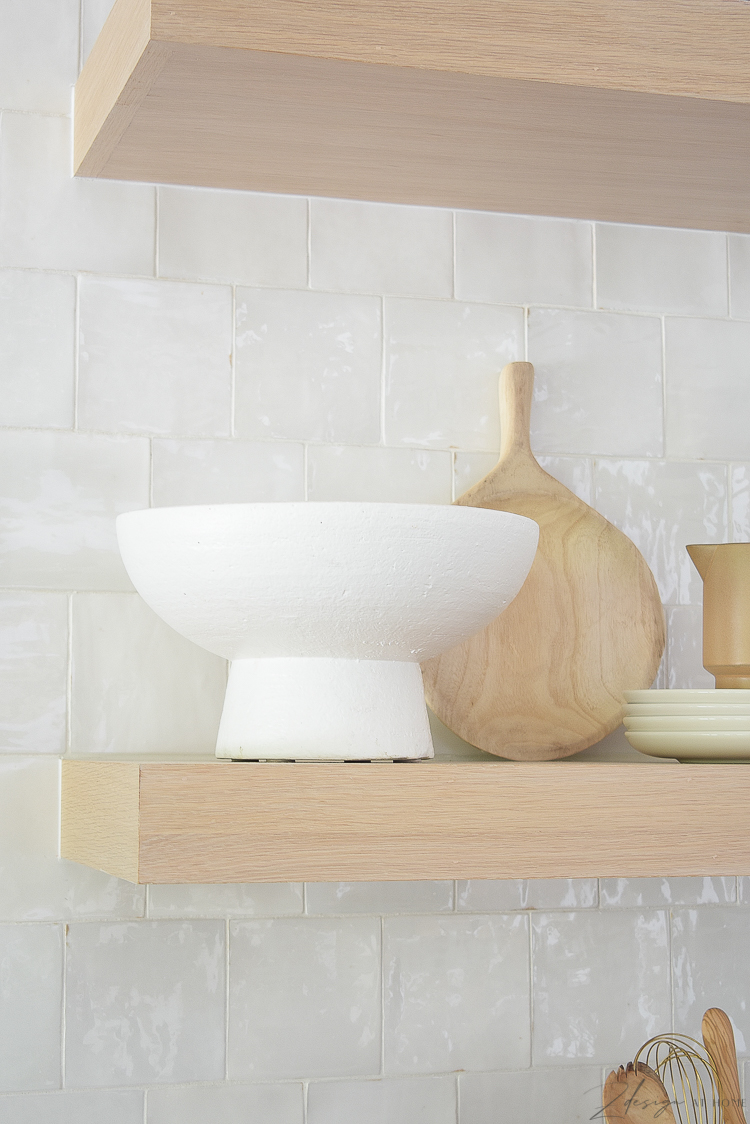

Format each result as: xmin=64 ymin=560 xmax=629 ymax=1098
xmin=422 ymin=361 xmax=665 ymax=760
xmin=603 ymin=1061 xmax=678 ymax=1123
xmin=702 ymin=1007 xmax=747 ymax=1124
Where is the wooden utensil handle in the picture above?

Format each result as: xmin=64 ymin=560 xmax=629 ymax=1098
xmin=499 ymin=362 xmax=535 ymax=460
xmin=702 ymin=1008 xmax=747 ymax=1124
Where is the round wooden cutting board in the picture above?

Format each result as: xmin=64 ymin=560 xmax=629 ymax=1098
xmin=422 ymin=361 xmax=666 ymax=760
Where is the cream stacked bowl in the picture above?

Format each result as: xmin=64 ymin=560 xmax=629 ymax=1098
xmin=623 ymin=689 xmax=750 ymax=762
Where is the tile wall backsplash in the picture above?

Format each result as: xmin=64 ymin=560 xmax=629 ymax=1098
xmin=3 ymin=2 xmax=750 ymax=1121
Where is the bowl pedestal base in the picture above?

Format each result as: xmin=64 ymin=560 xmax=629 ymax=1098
xmin=215 ymin=657 xmax=435 ymax=761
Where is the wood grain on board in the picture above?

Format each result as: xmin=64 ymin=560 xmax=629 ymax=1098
xmin=423 ymin=363 xmax=665 ymax=761
xmin=61 ymin=759 xmax=750 ymax=885
xmin=74 ymin=0 xmax=750 ymax=231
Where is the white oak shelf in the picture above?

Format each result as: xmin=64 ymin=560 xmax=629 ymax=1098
xmin=74 ymin=0 xmax=750 ymax=232
xmin=61 ymin=755 xmax=750 ymax=884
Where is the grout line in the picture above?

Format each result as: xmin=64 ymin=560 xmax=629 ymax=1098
xmin=523 ymin=305 xmax=529 ymax=361
xmin=60 ymin=923 xmax=67 ymax=1088
xmin=143 ymin=1086 xmax=148 ymax=1124
xmin=73 ymin=274 xmax=81 ymax=431
xmin=148 ymin=438 xmax=154 ymax=507
xmin=379 ymin=915 xmax=385 ymax=1077
xmin=65 ymin=592 xmax=73 ymax=756
xmin=379 ymin=296 xmax=386 ymax=445
xmin=667 ymin=907 xmax=675 ymax=1033
xmin=592 ymin=222 xmax=598 ymax=308
xmin=302 ymin=1080 xmax=309 ymax=1124
xmin=660 ymin=315 xmax=667 ymax=458
xmin=303 ymin=444 xmax=309 ymax=501
xmin=527 ymin=910 xmax=534 ymax=1069
xmin=230 ymin=285 xmax=237 ymax=438
xmin=154 ymin=188 xmax=159 ymax=277
xmin=455 ymin=1071 xmax=460 ymax=1124
xmin=727 ymin=232 xmax=732 ymax=319
xmin=225 ymin=918 xmax=231 ymax=1081
xmin=306 ymin=198 xmax=312 ymax=289
xmin=451 ymin=210 xmax=457 ymax=300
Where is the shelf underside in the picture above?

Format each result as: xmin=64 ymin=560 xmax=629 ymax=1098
xmin=74 ymin=0 xmax=750 ymax=232
xmin=61 ymin=757 xmax=750 ymax=884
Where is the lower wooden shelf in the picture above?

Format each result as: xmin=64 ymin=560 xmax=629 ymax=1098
xmin=61 ymin=757 xmax=750 ymax=884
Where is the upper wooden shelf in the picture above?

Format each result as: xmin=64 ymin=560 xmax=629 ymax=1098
xmin=75 ymin=0 xmax=750 ymax=232
xmin=61 ymin=755 xmax=750 ymax=884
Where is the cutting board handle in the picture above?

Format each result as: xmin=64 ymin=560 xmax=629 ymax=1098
xmin=499 ymin=362 xmax=535 ymax=462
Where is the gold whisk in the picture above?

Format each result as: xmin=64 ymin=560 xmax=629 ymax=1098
xmin=634 ymin=1033 xmax=721 ymax=1124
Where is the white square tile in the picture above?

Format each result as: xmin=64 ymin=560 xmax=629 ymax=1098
xmin=527 ymin=309 xmax=663 ymax=457
xmin=234 ymin=289 xmax=382 ymax=444
xmin=459 ymin=1068 xmax=603 ymax=1124
xmin=310 ymin=199 xmax=453 ymax=298
xmin=71 ymin=593 xmax=226 ymax=756
xmin=146 ymin=1083 xmax=303 ymax=1124
xmin=158 ymin=186 xmax=308 ymax=287
xmin=148 ymin=882 xmax=303 ymax=918
xmin=666 ymin=605 xmax=714 ymax=689
xmin=307 ymin=1076 xmax=456 ymax=1124
xmin=737 ymin=878 xmax=750 ymax=904
xmin=0 ymin=430 xmax=150 ymax=591
xmin=0 ymin=923 xmax=62 ymax=1091
xmin=729 ymin=234 xmax=750 ymax=320
xmin=65 ymin=921 xmax=225 ymax=1086
xmin=672 ymin=908 xmax=750 ymax=1049
xmin=0 ymin=270 xmax=75 ymax=428
xmin=0 ymin=1089 xmax=144 ymax=1124
xmin=594 ymin=459 xmax=728 ymax=605
xmin=0 ymin=1 xmax=78 ymax=113
xmin=731 ymin=465 xmax=750 ymax=541
xmin=532 ymin=911 xmax=670 ymax=1064
xmin=228 ymin=917 xmax=381 ymax=1079
xmin=305 ymin=881 xmax=454 ymax=914
xmin=384 ymin=299 xmax=524 ymax=451
xmin=600 ymin=877 xmax=736 ymax=908
xmin=0 ymin=593 xmax=67 ymax=754
xmin=457 ymin=880 xmax=597 ymax=911
xmin=78 ymin=277 xmax=232 ymax=436
xmin=596 ymin=224 xmax=728 ymax=316
xmin=152 ymin=439 xmax=304 ymax=506
xmin=81 ymin=0 xmax=118 ymax=66
xmin=307 ymin=446 xmax=452 ymax=504
xmin=0 ymin=115 xmax=155 ymax=275
xmin=455 ymin=212 xmax=593 ymax=308
xmin=0 ymin=757 xmax=145 ymax=922
xmin=384 ymin=914 xmax=530 ymax=1074
xmin=665 ymin=318 xmax=750 ymax=460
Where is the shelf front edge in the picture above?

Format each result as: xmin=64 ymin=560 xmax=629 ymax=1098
xmin=61 ymin=760 xmax=750 ymax=884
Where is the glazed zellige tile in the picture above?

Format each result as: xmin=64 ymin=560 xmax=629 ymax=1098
xmin=307 ymin=1076 xmax=456 ymax=1124
xmin=307 ymin=446 xmax=452 ymax=505
xmin=311 ymin=198 xmax=453 ymax=298
xmin=304 ymin=881 xmax=453 ymax=915
xmin=384 ymin=299 xmax=523 ymax=451
xmin=152 ymin=439 xmax=305 ymax=507
xmin=596 ymin=223 xmax=728 ymax=316
xmin=78 ymin=277 xmax=232 ymax=437
xmin=728 ymin=233 xmax=750 ymax=321
xmin=665 ymin=317 xmax=750 ymax=460
xmin=71 ymin=592 xmax=226 ymax=756
xmin=672 ymin=908 xmax=750 ymax=1048
xmin=459 ymin=1067 xmax=603 ymax=1124
xmin=228 ymin=917 xmax=381 ymax=1079
xmin=65 ymin=921 xmax=226 ymax=1087
xmin=158 ymin=186 xmax=308 ymax=287
xmin=146 ymin=1083 xmax=304 ymax=1124
xmin=0 ymin=757 xmax=145 ymax=922
xmin=532 ymin=910 xmax=670 ymax=1064
xmin=0 ymin=1090 xmax=143 ymax=1124
xmin=600 ymin=878 xmax=736 ymax=909
xmin=0 ymin=593 xmax=67 ymax=754
xmin=147 ymin=882 xmax=303 ymax=919
xmin=0 ymin=115 xmax=155 ymax=275
xmin=455 ymin=211 xmax=593 ymax=308
xmin=384 ymin=914 xmax=530 ymax=1073
xmin=0 ymin=270 xmax=75 ymax=429
xmin=594 ymin=459 xmax=727 ymax=605
xmin=234 ymin=289 xmax=382 ymax=444
xmin=527 ymin=308 xmax=663 ymax=457
xmin=0 ymin=1 xmax=78 ymax=113
xmin=0 ymin=922 xmax=63 ymax=1091
xmin=0 ymin=430 xmax=150 ymax=592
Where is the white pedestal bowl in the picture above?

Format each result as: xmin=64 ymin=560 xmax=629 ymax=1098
xmin=116 ymin=503 xmax=538 ymax=761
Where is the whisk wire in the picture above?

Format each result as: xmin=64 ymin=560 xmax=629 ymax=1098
xmin=634 ymin=1033 xmax=722 ymax=1124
